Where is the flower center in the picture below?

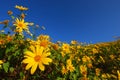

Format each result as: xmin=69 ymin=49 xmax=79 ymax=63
xmin=34 ymin=55 xmax=41 ymax=62
xmin=64 ymin=46 xmax=68 ymax=49
xmin=40 ymin=41 xmax=48 ymax=48
xmin=18 ymin=23 xmax=23 ymax=27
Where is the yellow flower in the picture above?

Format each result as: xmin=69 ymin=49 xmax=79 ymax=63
xmin=52 ymin=43 xmax=59 ymax=50
xmin=0 ymin=38 xmax=5 ymax=45
xmin=67 ymin=64 xmax=75 ymax=72
xmin=61 ymin=65 xmax=68 ymax=74
xmin=62 ymin=43 xmax=70 ymax=53
xmin=77 ymin=45 xmax=81 ymax=49
xmin=67 ymin=59 xmax=72 ymax=64
xmin=37 ymin=35 xmax=51 ymax=48
xmin=66 ymin=59 xmax=75 ymax=72
xmin=0 ymin=60 xmax=3 ymax=68
xmin=95 ymin=68 xmax=101 ymax=76
xmin=71 ymin=40 xmax=77 ymax=45
xmin=0 ymin=60 xmax=3 ymax=64
xmin=109 ymin=54 xmax=115 ymax=60
xmin=14 ymin=18 xmax=29 ymax=33
xmin=61 ymin=51 xmax=65 ymax=57
xmin=15 ymin=5 xmax=28 ymax=11
xmin=22 ymin=45 xmax=52 ymax=74
xmin=37 ymin=35 xmax=50 ymax=41
xmin=80 ymin=65 xmax=87 ymax=77
xmin=92 ymin=48 xmax=98 ymax=54
xmin=39 ymin=40 xmax=50 ymax=48
xmin=82 ymin=56 xmax=91 ymax=63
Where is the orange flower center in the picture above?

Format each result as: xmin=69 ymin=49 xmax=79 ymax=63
xmin=64 ymin=46 xmax=68 ymax=49
xmin=18 ymin=23 xmax=23 ymax=27
xmin=34 ymin=55 xmax=41 ymax=62
xmin=40 ymin=41 xmax=48 ymax=48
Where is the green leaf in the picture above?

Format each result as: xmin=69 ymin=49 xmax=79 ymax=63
xmin=5 ymin=48 xmax=11 ymax=54
xmin=3 ymin=62 xmax=9 ymax=73
xmin=20 ymin=72 xmax=24 ymax=77
xmin=73 ymin=74 xmax=77 ymax=80
xmin=9 ymin=67 xmax=14 ymax=72
xmin=56 ymin=77 xmax=65 ymax=80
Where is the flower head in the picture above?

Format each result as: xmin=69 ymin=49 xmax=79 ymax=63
xmin=0 ymin=20 xmax=9 ymax=25
xmin=37 ymin=35 xmax=50 ymax=41
xmin=14 ymin=18 xmax=29 ymax=33
xmin=22 ymin=45 xmax=52 ymax=74
xmin=61 ymin=65 xmax=68 ymax=74
xmin=37 ymin=35 xmax=51 ymax=48
xmin=71 ymin=40 xmax=77 ymax=45
xmin=62 ymin=43 xmax=70 ymax=53
xmin=0 ymin=60 xmax=3 ymax=68
xmin=80 ymin=65 xmax=87 ymax=77
xmin=8 ymin=10 xmax=13 ymax=15
xmin=0 ymin=60 xmax=3 ymax=64
xmin=67 ymin=64 xmax=75 ymax=72
xmin=0 ymin=38 xmax=5 ymax=45
xmin=66 ymin=59 xmax=75 ymax=72
xmin=15 ymin=5 xmax=28 ymax=11
xmin=95 ymin=68 xmax=101 ymax=76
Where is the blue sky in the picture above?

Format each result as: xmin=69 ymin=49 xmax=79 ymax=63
xmin=0 ymin=0 xmax=120 ymax=43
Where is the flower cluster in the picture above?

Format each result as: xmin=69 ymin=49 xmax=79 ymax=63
xmin=0 ymin=5 xmax=120 ymax=80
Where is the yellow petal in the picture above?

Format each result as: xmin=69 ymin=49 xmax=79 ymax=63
xmin=25 ymin=22 xmax=29 ymax=25
xmin=42 ymin=58 xmax=52 ymax=65
xmin=0 ymin=60 xmax=3 ymax=64
xmin=29 ymin=46 xmax=35 ymax=53
xmin=42 ymin=52 xmax=51 ymax=57
xmin=16 ymin=18 xmax=19 ymax=23
xmin=31 ymin=62 xmax=38 ymax=74
xmin=22 ymin=58 xmax=34 ymax=63
xmin=38 ymin=62 xmax=45 ymax=71
xmin=21 ymin=19 xmax=24 ymax=23
xmin=24 ymin=51 xmax=35 ymax=57
xmin=37 ymin=46 xmax=44 ymax=55
xmin=36 ymin=45 xmax=39 ymax=55
xmin=25 ymin=62 xmax=34 ymax=70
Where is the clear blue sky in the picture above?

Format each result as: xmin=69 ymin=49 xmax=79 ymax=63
xmin=0 ymin=0 xmax=120 ymax=43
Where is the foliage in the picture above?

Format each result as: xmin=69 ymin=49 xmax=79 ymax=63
xmin=0 ymin=5 xmax=120 ymax=80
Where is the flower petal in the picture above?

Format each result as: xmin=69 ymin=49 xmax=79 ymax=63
xmin=29 ymin=46 xmax=35 ymax=53
xmin=24 ymin=51 xmax=35 ymax=57
xmin=42 ymin=52 xmax=51 ymax=57
xmin=37 ymin=46 xmax=44 ymax=55
xmin=22 ymin=57 xmax=34 ymax=63
xmin=42 ymin=58 xmax=52 ymax=65
xmin=25 ymin=63 xmax=33 ymax=70
xmin=38 ymin=62 xmax=45 ymax=71
xmin=31 ymin=62 xmax=38 ymax=74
